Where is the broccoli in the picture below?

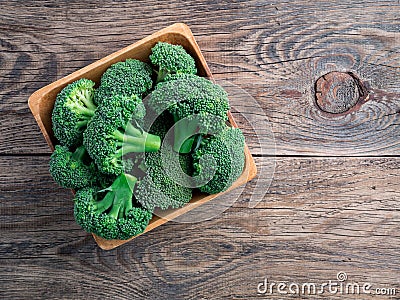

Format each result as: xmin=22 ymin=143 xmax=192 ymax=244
xmin=84 ymin=97 xmax=161 ymax=175
xmin=95 ymin=59 xmax=153 ymax=105
xmin=73 ymin=173 xmax=152 ymax=240
xmin=148 ymin=75 xmax=230 ymax=153
xmin=135 ymin=145 xmax=192 ymax=211
xmin=192 ymin=127 xmax=245 ymax=194
xmin=49 ymin=144 xmax=116 ymax=189
xmin=150 ymin=42 xmax=197 ymax=83
xmin=51 ymin=78 xmax=96 ymax=147
xmin=49 ymin=145 xmax=97 ymax=189
xmin=49 ymin=48 xmax=248 ymax=243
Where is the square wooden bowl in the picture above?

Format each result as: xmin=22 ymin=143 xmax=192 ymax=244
xmin=28 ymin=23 xmax=257 ymax=250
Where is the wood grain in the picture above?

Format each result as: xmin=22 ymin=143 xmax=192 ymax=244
xmin=1 ymin=155 xmax=399 ymax=299
xmin=0 ymin=0 xmax=398 ymax=155
xmin=1 ymin=0 xmax=400 ymax=299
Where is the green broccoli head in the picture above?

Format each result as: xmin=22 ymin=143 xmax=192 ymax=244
xmin=95 ymin=59 xmax=153 ymax=105
xmin=49 ymin=145 xmax=98 ymax=189
xmin=192 ymin=127 xmax=245 ymax=194
xmin=49 ymin=144 xmax=116 ymax=190
xmin=73 ymin=174 xmax=152 ymax=240
xmin=150 ymin=42 xmax=197 ymax=83
xmin=97 ymin=94 xmax=146 ymax=125
xmin=84 ymin=101 xmax=161 ymax=176
xmin=148 ymin=75 xmax=230 ymax=153
xmin=135 ymin=145 xmax=192 ymax=211
xmin=51 ymin=78 xmax=96 ymax=147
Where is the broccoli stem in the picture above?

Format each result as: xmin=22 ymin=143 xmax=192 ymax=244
xmin=112 ymin=126 xmax=161 ymax=155
xmin=104 ymin=174 xmax=137 ymax=219
xmin=124 ymin=195 xmax=133 ymax=215
xmin=76 ymin=120 xmax=89 ymax=128
xmin=68 ymin=101 xmax=95 ymax=117
xmin=125 ymin=122 xmax=143 ymax=137
xmin=108 ymin=201 xmax=123 ymax=219
xmin=156 ymin=68 xmax=169 ymax=84
xmin=77 ymin=89 xmax=96 ymax=111
xmin=71 ymin=145 xmax=87 ymax=161
xmin=93 ymin=191 xmax=114 ymax=214
xmin=71 ymin=145 xmax=93 ymax=166
xmin=179 ymin=137 xmax=196 ymax=154
xmin=192 ymin=134 xmax=204 ymax=153
xmin=173 ymin=117 xmax=199 ymax=153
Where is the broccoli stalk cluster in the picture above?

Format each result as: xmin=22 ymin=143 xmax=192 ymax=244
xmin=49 ymin=41 xmax=246 ymax=242
xmin=74 ymin=174 xmax=152 ymax=240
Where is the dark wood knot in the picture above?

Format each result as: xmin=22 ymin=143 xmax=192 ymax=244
xmin=315 ymin=71 xmax=366 ymax=114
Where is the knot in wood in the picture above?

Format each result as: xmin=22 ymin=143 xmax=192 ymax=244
xmin=315 ymin=72 xmax=362 ymax=114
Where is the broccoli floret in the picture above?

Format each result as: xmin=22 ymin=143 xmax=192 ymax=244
xmin=148 ymin=75 xmax=229 ymax=153
xmin=98 ymin=94 xmax=146 ymax=126
xmin=84 ymin=99 xmax=161 ymax=176
xmin=95 ymin=59 xmax=153 ymax=105
xmin=135 ymin=145 xmax=192 ymax=211
xmin=49 ymin=145 xmax=98 ymax=189
xmin=73 ymin=173 xmax=152 ymax=240
xmin=192 ymin=127 xmax=245 ymax=194
xmin=49 ymin=144 xmax=116 ymax=189
xmin=52 ymin=78 xmax=96 ymax=147
xmin=150 ymin=42 xmax=197 ymax=84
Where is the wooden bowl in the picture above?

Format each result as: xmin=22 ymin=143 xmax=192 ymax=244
xmin=28 ymin=23 xmax=257 ymax=250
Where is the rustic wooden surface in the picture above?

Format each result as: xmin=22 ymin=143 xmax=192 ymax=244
xmin=1 ymin=0 xmax=399 ymax=299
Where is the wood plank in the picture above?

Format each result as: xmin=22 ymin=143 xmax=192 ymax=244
xmin=1 ymin=155 xmax=399 ymax=298
xmin=0 ymin=0 xmax=399 ymax=155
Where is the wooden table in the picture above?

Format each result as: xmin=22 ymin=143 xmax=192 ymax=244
xmin=1 ymin=1 xmax=399 ymax=299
